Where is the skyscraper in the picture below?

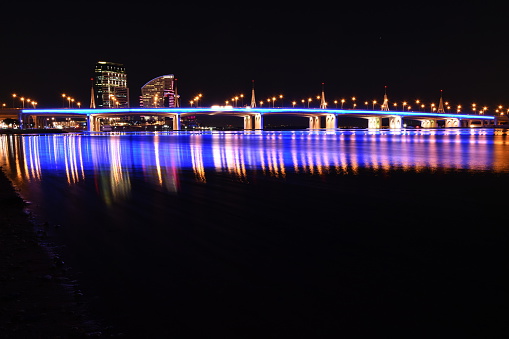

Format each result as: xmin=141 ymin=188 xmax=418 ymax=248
xmin=140 ymin=75 xmax=177 ymax=108
xmin=92 ymin=61 xmax=129 ymax=108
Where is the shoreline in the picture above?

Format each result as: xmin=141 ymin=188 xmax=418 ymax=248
xmin=0 ymin=167 xmax=109 ymax=338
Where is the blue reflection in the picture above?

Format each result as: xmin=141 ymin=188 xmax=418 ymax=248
xmin=1 ymin=129 xmax=508 ymax=203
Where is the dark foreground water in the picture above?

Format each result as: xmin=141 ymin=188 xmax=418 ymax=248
xmin=1 ymin=129 xmax=508 ymax=338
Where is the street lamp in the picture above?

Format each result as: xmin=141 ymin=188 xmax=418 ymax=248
xmin=12 ymin=94 xmax=16 ymax=108
xmin=341 ymin=99 xmax=345 ymax=109
xmin=372 ymin=100 xmax=377 ymax=110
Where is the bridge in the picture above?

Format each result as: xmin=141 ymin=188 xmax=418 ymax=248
xmin=0 ymin=107 xmax=497 ymax=131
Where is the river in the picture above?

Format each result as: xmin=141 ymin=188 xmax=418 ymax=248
xmin=0 ymin=129 xmax=507 ymax=338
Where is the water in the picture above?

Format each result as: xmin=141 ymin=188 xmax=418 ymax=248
xmin=0 ymin=129 xmax=507 ymax=338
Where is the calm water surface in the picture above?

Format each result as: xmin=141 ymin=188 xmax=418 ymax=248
xmin=1 ymin=129 xmax=507 ymax=338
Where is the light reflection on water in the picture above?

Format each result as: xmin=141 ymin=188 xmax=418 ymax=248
xmin=2 ymin=129 xmax=509 ymax=202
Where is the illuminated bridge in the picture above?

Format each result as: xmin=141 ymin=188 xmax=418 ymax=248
xmin=12 ymin=107 xmax=497 ymax=131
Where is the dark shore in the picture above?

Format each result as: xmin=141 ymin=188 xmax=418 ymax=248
xmin=0 ymin=168 xmax=108 ymax=338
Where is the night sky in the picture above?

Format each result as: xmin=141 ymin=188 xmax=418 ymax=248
xmin=1 ymin=3 xmax=507 ymax=111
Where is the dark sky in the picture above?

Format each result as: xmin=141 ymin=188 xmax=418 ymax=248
xmin=1 ymin=2 xmax=507 ymax=111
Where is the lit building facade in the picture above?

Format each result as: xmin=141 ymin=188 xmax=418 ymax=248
xmin=140 ymin=75 xmax=178 ymax=108
xmin=92 ymin=61 xmax=129 ymax=108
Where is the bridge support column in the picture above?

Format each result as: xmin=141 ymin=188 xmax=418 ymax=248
xmin=421 ymin=119 xmax=438 ymax=128
xmin=87 ymin=115 xmax=100 ymax=132
xmin=389 ymin=116 xmax=402 ymax=129
xmin=244 ymin=115 xmax=253 ymax=130
xmin=36 ymin=116 xmax=47 ymax=129
xmin=445 ymin=118 xmax=460 ymax=127
xmin=367 ymin=117 xmax=382 ymax=129
xmin=254 ymin=113 xmax=263 ymax=129
xmin=325 ymin=114 xmax=336 ymax=129
xmin=172 ymin=114 xmax=181 ymax=130
xmin=309 ymin=116 xmax=320 ymax=129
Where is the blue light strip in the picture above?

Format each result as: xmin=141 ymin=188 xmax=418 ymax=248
xmin=21 ymin=108 xmax=495 ymax=120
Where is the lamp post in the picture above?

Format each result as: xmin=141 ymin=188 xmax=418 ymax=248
xmin=12 ymin=94 xmax=16 ymax=108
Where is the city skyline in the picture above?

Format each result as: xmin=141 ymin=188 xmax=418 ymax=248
xmin=1 ymin=3 xmax=507 ymax=110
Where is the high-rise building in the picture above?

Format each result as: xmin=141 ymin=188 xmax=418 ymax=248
xmin=92 ymin=61 xmax=129 ymax=108
xmin=140 ymin=75 xmax=178 ymax=108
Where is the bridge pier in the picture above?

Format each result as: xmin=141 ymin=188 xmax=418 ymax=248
xmin=172 ymin=114 xmax=181 ymax=130
xmin=367 ymin=117 xmax=382 ymax=129
xmin=325 ymin=114 xmax=336 ymax=129
xmin=389 ymin=116 xmax=402 ymax=129
xmin=445 ymin=118 xmax=460 ymax=127
xmin=87 ymin=115 xmax=100 ymax=132
xmin=421 ymin=119 xmax=438 ymax=128
xmin=36 ymin=116 xmax=47 ymax=128
xmin=253 ymin=113 xmax=263 ymax=129
xmin=243 ymin=115 xmax=252 ymax=130
xmin=309 ymin=116 xmax=320 ymax=129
